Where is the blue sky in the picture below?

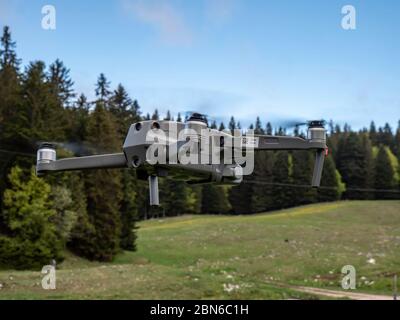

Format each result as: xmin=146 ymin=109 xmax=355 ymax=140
xmin=1 ymin=0 xmax=399 ymax=129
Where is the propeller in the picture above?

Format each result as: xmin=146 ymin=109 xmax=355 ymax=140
xmin=270 ymin=118 xmax=326 ymax=130
xmin=181 ymin=111 xmax=228 ymax=127
xmin=33 ymin=140 xmax=112 ymax=156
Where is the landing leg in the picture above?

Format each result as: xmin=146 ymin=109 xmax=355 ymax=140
xmin=148 ymin=175 xmax=160 ymax=206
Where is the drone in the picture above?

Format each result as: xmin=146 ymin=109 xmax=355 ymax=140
xmin=36 ymin=113 xmax=327 ymax=206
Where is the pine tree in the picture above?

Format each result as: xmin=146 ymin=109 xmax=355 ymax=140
xmin=161 ymin=179 xmax=189 ymax=216
xmin=265 ymin=122 xmax=273 ymax=135
xmin=317 ymin=156 xmax=341 ymax=202
xmin=228 ymin=181 xmax=253 ymax=214
xmin=360 ymin=133 xmax=374 ymax=199
xmin=110 ymin=84 xmax=135 ymax=139
xmin=83 ymin=103 xmax=123 ymax=261
xmin=0 ymin=26 xmax=20 ymax=69
xmin=251 ymin=151 xmax=274 ymax=212
xmin=22 ymin=61 xmax=66 ymax=141
xmin=164 ymin=110 xmax=172 ymax=120
xmin=152 ymin=109 xmax=160 ymax=120
xmin=369 ymin=121 xmax=377 ymax=145
xmin=119 ymin=170 xmax=138 ymax=251
xmin=0 ymin=167 xmax=64 ymax=269
xmin=254 ymin=117 xmax=264 ymax=134
xmin=395 ymin=120 xmax=400 ymax=159
xmin=291 ymin=151 xmax=316 ymax=205
xmin=65 ymin=93 xmax=90 ymax=142
xmin=48 ymin=59 xmax=75 ymax=106
xmin=0 ymin=26 xmax=23 ymax=213
xmin=132 ymin=100 xmax=141 ymax=118
xmin=95 ymin=73 xmax=111 ymax=103
xmin=377 ymin=123 xmax=394 ymax=151
xmin=271 ymin=151 xmax=292 ymax=209
xmin=109 ymin=85 xmax=140 ymax=250
xmin=61 ymin=171 xmax=96 ymax=257
xmin=228 ymin=116 xmax=236 ymax=134
xmin=374 ymin=146 xmax=396 ymax=200
xmin=201 ymin=185 xmax=230 ymax=214
xmin=336 ymin=132 xmax=368 ymax=199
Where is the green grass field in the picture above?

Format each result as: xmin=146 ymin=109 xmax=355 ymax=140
xmin=1 ymin=201 xmax=399 ymax=299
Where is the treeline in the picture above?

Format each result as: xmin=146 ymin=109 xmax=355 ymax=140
xmin=0 ymin=26 xmax=399 ymax=269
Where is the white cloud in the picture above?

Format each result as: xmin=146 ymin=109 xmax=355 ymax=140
xmin=123 ymin=0 xmax=192 ymax=45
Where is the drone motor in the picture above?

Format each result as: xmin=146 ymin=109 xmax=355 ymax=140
xmin=37 ymin=143 xmax=56 ymax=164
xmin=307 ymin=120 xmax=326 ymax=143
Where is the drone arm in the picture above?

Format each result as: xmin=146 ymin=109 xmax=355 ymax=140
xmin=36 ymin=153 xmax=128 ymax=174
xmin=245 ymin=135 xmax=327 ymax=187
xmin=252 ymin=135 xmax=325 ymax=151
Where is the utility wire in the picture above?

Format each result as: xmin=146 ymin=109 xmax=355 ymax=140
xmin=0 ymin=149 xmax=36 ymax=158
xmin=244 ymin=179 xmax=400 ymax=194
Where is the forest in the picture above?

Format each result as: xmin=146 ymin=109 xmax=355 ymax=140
xmin=0 ymin=25 xmax=399 ymax=269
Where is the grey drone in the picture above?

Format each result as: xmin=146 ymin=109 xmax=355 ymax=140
xmin=36 ymin=113 xmax=327 ymax=206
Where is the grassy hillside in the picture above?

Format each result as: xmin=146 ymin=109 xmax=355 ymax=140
xmin=0 ymin=201 xmax=399 ymax=299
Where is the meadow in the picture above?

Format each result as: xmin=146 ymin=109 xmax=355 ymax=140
xmin=0 ymin=201 xmax=399 ymax=299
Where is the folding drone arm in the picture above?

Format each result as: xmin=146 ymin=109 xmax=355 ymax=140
xmin=36 ymin=151 xmax=128 ymax=175
xmin=244 ymin=133 xmax=327 ymax=188
xmin=252 ymin=135 xmax=325 ymax=150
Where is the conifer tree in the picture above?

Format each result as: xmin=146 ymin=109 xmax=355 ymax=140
xmin=228 ymin=116 xmax=236 ymax=134
xmin=336 ymin=132 xmax=371 ymax=199
xmin=374 ymin=146 xmax=396 ymax=200
xmin=360 ymin=133 xmax=374 ymax=199
xmin=22 ymin=61 xmax=66 ymax=141
xmin=228 ymin=181 xmax=253 ymax=214
xmin=110 ymin=84 xmax=136 ymax=139
xmin=291 ymin=151 xmax=316 ymax=205
xmin=95 ymin=73 xmax=111 ymax=103
xmin=377 ymin=123 xmax=394 ymax=151
xmin=271 ymin=151 xmax=292 ymax=209
xmin=317 ymin=156 xmax=341 ymax=202
xmin=0 ymin=26 xmax=23 ymax=210
xmin=395 ymin=120 xmax=400 ymax=159
xmin=119 ymin=170 xmax=138 ymax=251
xmin=201 ymin=185 xmax=230 ymax=214
xmin=0 ymin=26 xmax=20 ymax=69
xmin=48 ymin=59 xmax=75 ymax=106
xmin=164 ymin=110 xmax=172 ymax=120
xmin=152 ymin=109 xmax=160 ymax=120
xmin=265 ymin=122 xmax=273 ymax=135
xmin=369 ymin=121 xmax=377 ymax=145
xmin=83 ymin=103 xmax=123 ymax=261
xmin=0 ymin=167 xmax=64 ymax=269
xmin=254 ymin=117 xmax=263 ymax=134
xmin=251 ymin=151 xmax=274 ymax=212
xmin=65 ymin=93 xmax=90 ymax=143
xmin=109 ymin=84 xmax=139 ymax=250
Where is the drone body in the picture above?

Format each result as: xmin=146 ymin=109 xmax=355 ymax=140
xmin=36 ymin=113 xmax=327 ymax=206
